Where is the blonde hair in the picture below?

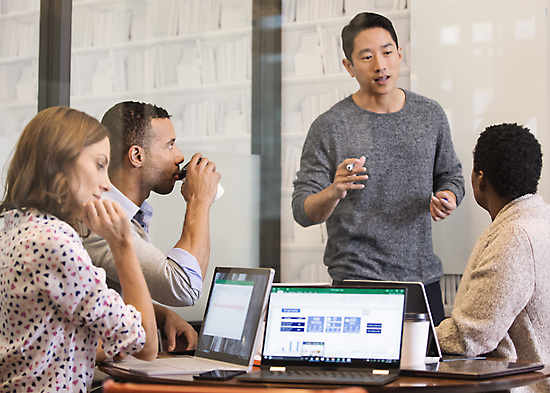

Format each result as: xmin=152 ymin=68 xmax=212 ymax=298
xmin=0 ymin=106 xmax=108 ymax=230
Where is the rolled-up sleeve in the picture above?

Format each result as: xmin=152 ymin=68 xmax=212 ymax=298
xmin=84 ymin=227 xmax=202 ymax=308
xmin=166 ymin=247 xmax=202 ymax=295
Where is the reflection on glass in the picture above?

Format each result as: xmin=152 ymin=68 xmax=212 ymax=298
xmin=514 ymin=17 xmax=536 ymax=40
xmin=440 ymin=25 xmax=460 ymax=45
xmin=472 ymin=22 xmax=492 ymax=43
xmin=441 ymin=77 xmax=453 ymax=92
xmin=473 ymin=87 xmax=494 ymax=117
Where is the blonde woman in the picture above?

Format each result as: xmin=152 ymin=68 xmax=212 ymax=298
xmin=0 ymin=107 xmax=157 ymax=392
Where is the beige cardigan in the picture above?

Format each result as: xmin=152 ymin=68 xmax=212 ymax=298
xmin=436 ymin=194 xmax=550 ymax=392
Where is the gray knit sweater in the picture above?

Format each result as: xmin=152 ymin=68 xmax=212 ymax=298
xmin=436 ymin=194 xmax=550 ymax=393
xmin=292 ymin=90 xmax=465 ymax=284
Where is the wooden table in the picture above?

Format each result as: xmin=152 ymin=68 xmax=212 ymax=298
xmin=99 ymin=364 xmax=550 ymax=392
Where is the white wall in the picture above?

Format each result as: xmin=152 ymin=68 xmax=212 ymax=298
xmin=411 ymin=0 xmax=550 ymax=274
xmin=148 ymin=149 xmax=260 ymax=322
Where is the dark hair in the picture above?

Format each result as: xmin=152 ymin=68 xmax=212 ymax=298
xmin=341 ymin=12 xmax=399 ymax=64
xmin=0 ymin=106 xmax=108 ymax=230
xmin=101 ymin=101 xmax=171 ymax=172
xmin=473 ymin=123 xmax=542 ymax=199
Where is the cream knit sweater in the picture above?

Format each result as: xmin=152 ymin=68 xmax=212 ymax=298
xmin=436 ymin=194 xmax=550 ymax=392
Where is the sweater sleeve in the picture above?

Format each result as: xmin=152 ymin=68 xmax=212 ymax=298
xmin=436 ymin=225 xmax=534 ymax=357
xmin=83 ymin=223 xmax=200 ymax=307
xmin=292 ymin=114 xmax=338 ymax=227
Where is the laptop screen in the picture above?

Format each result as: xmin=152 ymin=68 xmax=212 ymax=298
xmin=262 ymin=286 xmax=406 ymax=369
xmin=196 ymin=267 xmax=274 ymax=365
xmin=343 ymin=280 xmax=442 ymax=358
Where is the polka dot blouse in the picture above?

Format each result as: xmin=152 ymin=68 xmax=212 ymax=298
xmin=0 ymin=209 xmax=146 ymax=392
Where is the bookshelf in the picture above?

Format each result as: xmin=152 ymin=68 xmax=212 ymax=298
xmin=70 ymin=0 xmax=252 ymax=154
xmin=280 ymin=0 xmax=411 ymax=282
xmin=0 ymin=0 xmax=252 ymax=152
xmin=0 ymin=0 xmax=40 ymax=138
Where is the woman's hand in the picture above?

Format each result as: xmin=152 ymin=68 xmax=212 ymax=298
xmin=81 ymin=199 xmax=132 ymax=248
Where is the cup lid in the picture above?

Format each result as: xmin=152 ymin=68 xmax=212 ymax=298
xmin=405 ymin=312 xmax=430 ymax=322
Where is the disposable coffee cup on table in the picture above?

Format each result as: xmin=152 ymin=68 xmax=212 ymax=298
xmin=401 ymin=312 xmax=430 ymax=368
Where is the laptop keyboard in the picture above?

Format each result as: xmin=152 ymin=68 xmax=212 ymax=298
xmin=279 ymin=370 xmax=389 ymax=380
xmin=152 ymin=357 xmax=240 ymax=372
xmin=239 ymin=370 xmax=397 ymax=385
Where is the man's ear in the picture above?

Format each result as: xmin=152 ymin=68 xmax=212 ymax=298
xmin=342 ymin=58 xmax=354 ymax=77
xmin=128 ymin=145 xmax=144 ymax=168
xmin=477 ymin=171 xmax=487 ymax=191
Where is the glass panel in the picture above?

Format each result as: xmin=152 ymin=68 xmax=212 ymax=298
xmin=70 ymin=0 xmax=256 ymax=321
xmin=280 ymin=0 xmax=410 ymax=283
xmin=148 ymin=150 xmax=259 ymax=320
xmin=0 ymin=0 xmax=40 ymax=227
xmin=411 ymin=0 xmax=550 ymax=280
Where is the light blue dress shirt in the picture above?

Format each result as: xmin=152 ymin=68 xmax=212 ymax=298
xmin=105 ymin=186 xmax=202 ymax=293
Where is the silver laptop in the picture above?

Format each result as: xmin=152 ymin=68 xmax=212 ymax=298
xmin=342 ymin=280 xmax=442 ymax=363
xmin=237 ymin=284 xmax=406 ymax=385
xmin=102 ymin=266 xmax=275 ymax=375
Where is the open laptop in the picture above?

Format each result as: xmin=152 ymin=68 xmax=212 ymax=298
xmin=342 ymin=280 xmax=442 ymax=363
xmin=237 ymin=284 xmax=406 ymax=385
xmin=102 ymin=266 xmax=275 ymax=375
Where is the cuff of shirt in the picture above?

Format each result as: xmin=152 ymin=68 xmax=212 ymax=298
xmin=166 ymin=248 xmax=203 ymax=293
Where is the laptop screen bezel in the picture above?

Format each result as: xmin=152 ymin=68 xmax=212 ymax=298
xmin=260 ymin=285 xmax=406 ymax=370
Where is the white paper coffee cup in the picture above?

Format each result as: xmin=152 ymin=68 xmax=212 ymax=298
xmin=401 ymin=313 xmax=430 ymax=368
xmin=181 ymin=178 xmax=223 ymax=203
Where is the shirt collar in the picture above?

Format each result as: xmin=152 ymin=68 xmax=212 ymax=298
xmin=103 ymin=186 xmax=154 ymax=227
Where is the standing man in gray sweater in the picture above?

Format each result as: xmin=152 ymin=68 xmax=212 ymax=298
xmin=84 ymin=101 xmax=221 ymax=351
xmin=292 ymin=12 xmax=464 ymax=324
